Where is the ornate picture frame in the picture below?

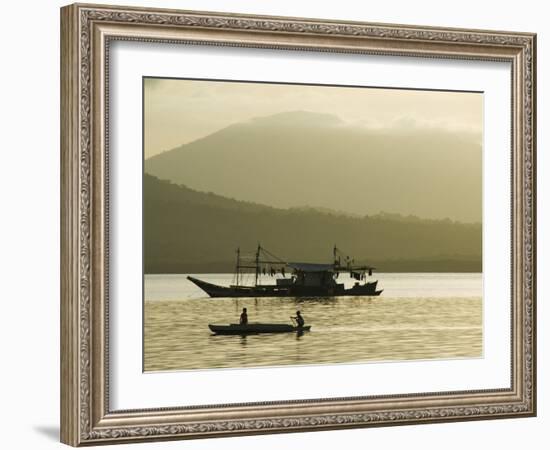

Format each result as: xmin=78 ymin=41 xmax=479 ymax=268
xmin=60 ymin=3 xmax=536 ymax=446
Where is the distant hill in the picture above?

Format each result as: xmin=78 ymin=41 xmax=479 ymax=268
xmin=145 ymin=111 xmax=481 ymax=223
xmin=144 ymin=174 xmax=481 ymax=273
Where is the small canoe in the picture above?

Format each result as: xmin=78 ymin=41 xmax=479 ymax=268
xmin=209 ymin=323 xmax=311 ymax=335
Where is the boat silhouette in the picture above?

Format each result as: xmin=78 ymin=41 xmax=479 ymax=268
xmin=208 ymin=323 xmax=311 ymax=335
xmin=188 ymin=245 xmax=383 ymax=298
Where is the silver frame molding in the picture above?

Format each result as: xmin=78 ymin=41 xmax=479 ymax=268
xmin=60 ymin=3 xmax=536 ymax=446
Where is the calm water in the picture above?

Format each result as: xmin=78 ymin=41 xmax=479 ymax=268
xmin=144 ymin=273 xmax=482 ymax=371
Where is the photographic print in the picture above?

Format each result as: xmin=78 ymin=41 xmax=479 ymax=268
xmin=143 ymin=77 xmax=483 ymax=372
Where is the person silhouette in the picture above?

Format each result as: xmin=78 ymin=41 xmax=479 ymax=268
xmin=293 ymin=310 xmax=305 ymax=328
xmin=240 ymin=308 xmax=248 ymax=325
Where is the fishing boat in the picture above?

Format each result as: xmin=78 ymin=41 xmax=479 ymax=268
xmin=188 ymin=245 xmax=383 ymax=298
xmin=209 ymin=323 xmax=311 ymax=335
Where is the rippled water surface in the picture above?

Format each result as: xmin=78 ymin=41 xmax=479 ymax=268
xmin=144 ymin=273 xmax=482 ymax=371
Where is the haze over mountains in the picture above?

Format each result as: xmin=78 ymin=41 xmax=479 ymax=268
xmin=144 ymin=174 xmax=481 ymax=273
xmin=145 ymin=111 xmax=482 ymax=223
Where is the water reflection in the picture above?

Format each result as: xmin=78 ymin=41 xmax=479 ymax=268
xmin=144 ymin=273 xmax=482 ymax=372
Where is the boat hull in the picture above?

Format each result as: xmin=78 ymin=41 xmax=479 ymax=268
xmin=188 ymin=276 xmax=382 ymax=298
xmin=209 ymin=323 xmax=311 ymax=335
xmin=187 ymin=276 xmax=382 ymax=298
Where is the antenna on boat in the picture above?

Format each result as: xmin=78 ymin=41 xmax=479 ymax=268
xmin=333 ymin=244 xmax=341 ymax=267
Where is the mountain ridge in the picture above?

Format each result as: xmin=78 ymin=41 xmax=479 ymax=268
xmin=145 ymin=110 xmax=482 ymax=222
xmin=144 ymin=174 xmax=481 ymax=273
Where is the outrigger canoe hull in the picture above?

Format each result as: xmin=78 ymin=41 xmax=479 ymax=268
xmin=209 ymin=323 xmax=311 ymax=335
xmin=188 ymin=276 xmax=382 ymax=298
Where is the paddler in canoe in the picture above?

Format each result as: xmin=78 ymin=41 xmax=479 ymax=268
xmin=239 ymin=307 xmax=248 ymax=325
xmin=291 ymin=311 xmax=305 ymax=328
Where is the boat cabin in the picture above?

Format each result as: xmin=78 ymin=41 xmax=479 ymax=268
xmin=286 ymin=263 xmax=338 ymax=287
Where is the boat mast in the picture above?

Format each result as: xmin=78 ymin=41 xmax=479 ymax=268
xmin=235 ymin=247 xmax=240 ymax=287
xmin=255 ymin=244 xmax=261 ymax=286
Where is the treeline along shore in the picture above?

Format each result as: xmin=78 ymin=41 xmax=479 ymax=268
xmin=144 ymin=175 xmax=482 ymax=274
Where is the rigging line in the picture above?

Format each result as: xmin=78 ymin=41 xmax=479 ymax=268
xmin=259 ymin=246 xmax=287 ymax=264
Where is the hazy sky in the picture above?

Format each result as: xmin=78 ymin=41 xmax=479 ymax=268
xmin=143 ymin=77 xmax=482 ymax=159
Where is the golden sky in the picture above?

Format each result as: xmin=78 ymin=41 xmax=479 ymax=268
xmin=143 ymin=77 xmax=482 ymax=159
